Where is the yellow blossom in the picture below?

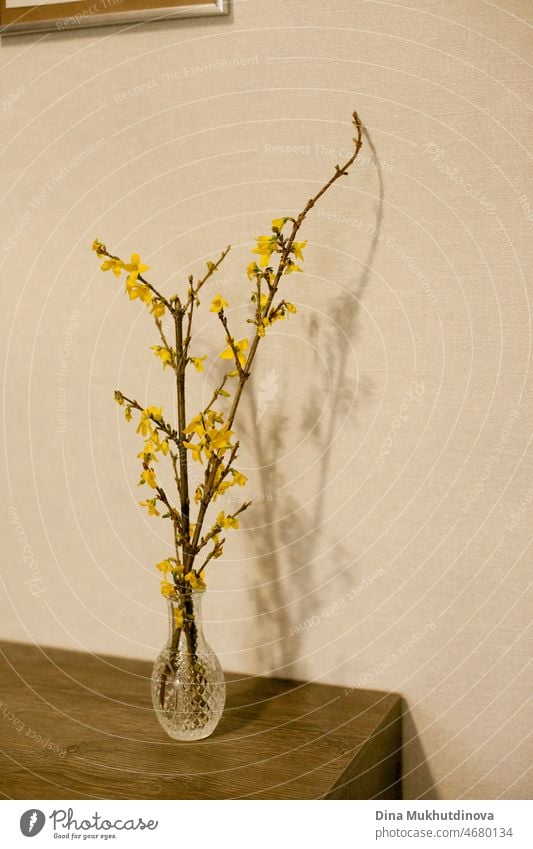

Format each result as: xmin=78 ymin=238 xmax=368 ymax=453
xmin=184 ymin=570 xmax=206 ymax=592
xmin=146 ymin=406 xmax=163 ymax=422
xmin=125 ymin=406 xmax=132 ymax=422
xmin=114 ymin=390 xmax=124 ymax=406
xmin=150 ymin=434 xmax=161 ymax=451
xmin=184 ymin=414 xmax=205 ymax=438
xmin=125 ymin=252 xmax=150 ymax=283
xmin=285 ymin=302 xmax=297 ymax=313
xmin=92 ymin=239 xmax=106 ymax=256
xmin=206 ymin=424 xmax=234 ymax=454
xmin=151 ymin=346 xmax=173 ymax=368
xmin=232 ymin=470 xmax=247 ymax=487
xmin=126 ymin=280 xmax=152 ymax=304
xmin=140 ymin=499 xmax=160 ymax=516
xmin=190 ymin=355 xmax=206 ymax=372
xmin=219 ymin=337 xmax=249 ymax=367
xmin=216 ymin=510 xmax=239 ymax=530
xmin=292 ymin=240 xmax=307 ymax=261
xmin=151 ymin=301 xmax=165 ymax=319
xmin=160 ymin=580 xmax=175 ymax=599
xmin=252 ymin=234 xmax=278 ymax=268
xmin=194 ymin=485 xmax=203 ymax=504
xmin=136 ymin=417 xmax=152 ymax=437
xmin=272 ymin=217 xmax=289 ymax=231
xmin=247 ymin=261 xmax=260 ymax=280
xmin=283 ymin=259 xmax=302 ymax=275
xmin=137 ymin=443 xmax=158 ymax=462
xmin=213 ymin=480 xmax=232 ymax=500
xmin=156 ymin=559 xmax=174 ymax=573
xmin=210 ymin=294 xmax=228 ymax=313
xmin=257 ymin=319 xmax=267 ymax=337
xmin=136 ymin=407 xmax=162 ymax=437
xmin=183 ymin=440 xmax=204 ymax=463
xmin=101 ymin=257 xmax=124 ymax=276
xmin=141 ymin=468 xmax=157 ymax=488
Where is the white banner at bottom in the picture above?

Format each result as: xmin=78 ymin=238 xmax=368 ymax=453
xmin=0 ymin=800 xmax=531 ymax=849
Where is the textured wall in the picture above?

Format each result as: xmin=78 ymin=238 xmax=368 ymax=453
xmin=1 ymin=0 xmax=531 ymax=799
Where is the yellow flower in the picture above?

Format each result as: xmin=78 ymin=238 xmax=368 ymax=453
xmin=216 ymin=510 xmax=239 ymax=530
xmin=101 ymin=258 xmax=124 ymax=276
xmin=125 ymin=406 xmax=132 ymax=422
xmin=141 ymin=468 xmax=157 ymax=488
xmin=173 ymin=607 xmax=184 ymax=628
xmin=136 ymin=407 xmax=161 ymax=436
xmin=125 ymin=252 xmax=150 ymax=283
xmin=126 ymin=280 xmax=152 ymax=304
xmin=140 ymin=499 xmax=160 ymax=516
xmin=151 ymin=300 xmax=165 ymax=319
xmin=146 ymin=406 xmax=163 ymax=421
xmin=246 ymin=261 xmax=260 ymax=281
xmin=252 ymin=235 xmax=278 ymax=268
xmin=184 ymin=570 xmax=206 ymax=592
xmin=207 ymin=424 xmax=234 ymax=454
xmin=160 ymin=580 xmax=175 ymax=599
xmin=156 ymin=559 xmax=173 ymax=573
xmin=183 ymin=440 xmax=204 ymax=463
xmin=149 ymin=430 xmax=170 ymax=460
xmin=114 ymin=390 xmax=124 ymax=406
xmin=213 ymin=480 xmax=232 ymax=500
xmin=271 ymin=217 xmax=289 ymax=232
xmin=136 ymin=417 xmax=152 ymax=437
xmin=190 ymin=356 xmax=206 ymax=372
xmin=151 ymin=346 xmax=173 ymax=368
xmin=184 ymin=414 xmax=206 ymax=438
xmin=232 ymin=470 xmax=247 ymax=487
xmin=157 ymin=558 xmax=183 ymax=578
xmin=292 ymin=240 xmax=307 ymax=261
xmin=92 ymin=239 xmax=106 ymax=256
xmin=283 ymin=259 xmax=302 ymax=275
xmin=194 ymin=485 xmax=203 ymax=504
xmin=137 ymin=441 xmax=158 ymax=461
xmin=210 ymin=294 xmax=228 ymax=313
xmin=285 ymin=302 xmax=297 ymax=313
xmin=219 ymin=337 xmax=249 ymax=367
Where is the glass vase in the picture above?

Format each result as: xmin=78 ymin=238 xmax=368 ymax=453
xmin=151 ymin=589 xmax=225 ymax=741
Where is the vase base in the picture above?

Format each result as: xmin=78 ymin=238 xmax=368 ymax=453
xmin=154 ymin=712 xmax=221 ymax=741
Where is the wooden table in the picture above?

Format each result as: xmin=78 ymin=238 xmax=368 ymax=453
xmin=0 ymin=641 xmax=402 ymax=800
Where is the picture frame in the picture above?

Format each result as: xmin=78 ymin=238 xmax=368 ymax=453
xmin=0 ymin=0 xmax=228 ymax=36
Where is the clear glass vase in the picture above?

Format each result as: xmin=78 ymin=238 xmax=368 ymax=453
xmin=151 ymin=589 xmax=225 ymax=741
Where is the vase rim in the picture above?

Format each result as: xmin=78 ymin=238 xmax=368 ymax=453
xmin=166 ymin=587 xmax=205 ymax=599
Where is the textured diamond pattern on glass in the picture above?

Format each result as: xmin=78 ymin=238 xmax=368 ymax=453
xmin=151 ymin=591 xmax=225 ymax=741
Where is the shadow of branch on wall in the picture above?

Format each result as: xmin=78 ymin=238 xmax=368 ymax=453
xmin=234 ymin=124 xmax=386 ymax=679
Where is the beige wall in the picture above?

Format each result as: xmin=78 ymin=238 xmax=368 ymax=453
xmin=1 ymin=0 xmax=531 ymax=799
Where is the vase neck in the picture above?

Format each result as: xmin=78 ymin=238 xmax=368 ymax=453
xmin=167 ymin=590 xmax=204 ymax=643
